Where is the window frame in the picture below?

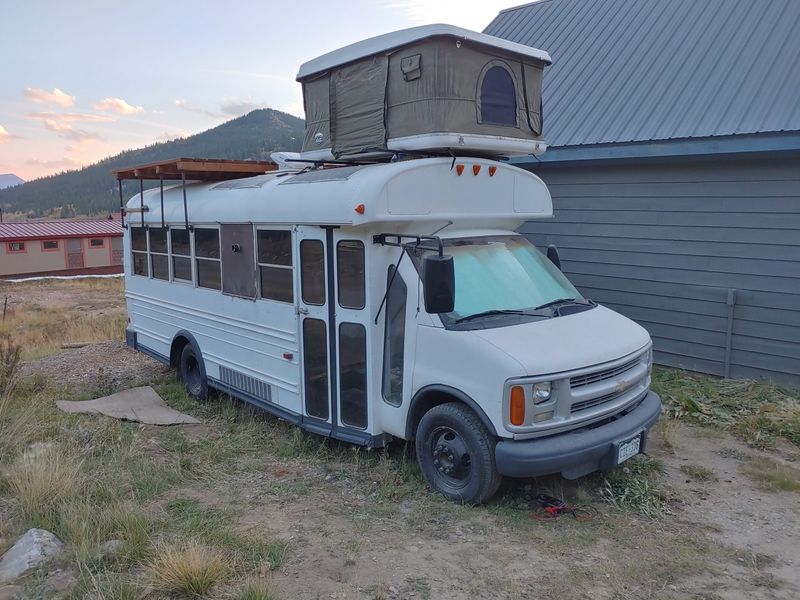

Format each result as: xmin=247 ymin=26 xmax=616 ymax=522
xmin=41 ymin=240 xmax=60 ymax=252
xmin=6 ymin=242 xmax=26 ymax=254
xmin=194 ymin=226 xmax=222 ymax=291
xmin=89 ymin=238 xmax=106 ymax=249
xmin=169 ymin=227 xmax=193 ymax=285
xmin=148 ymin=227 xmax=169 ymax=281
xmin=256 ymin=227 xmax=294 ymax=304
xmin=476 ymin=60 xmax=519 ymax=128
xmin=130 ymin=226 xmax=149 ymax=277
xmin=300 ymin=239 xmax=326 ymax=306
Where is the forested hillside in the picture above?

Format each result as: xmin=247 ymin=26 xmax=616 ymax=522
xmin=0 ymin=109 xmax=304 ymax=217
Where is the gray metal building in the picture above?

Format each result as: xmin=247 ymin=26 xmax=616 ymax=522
xmin=485 ymin=0 xmax=800 ymax=385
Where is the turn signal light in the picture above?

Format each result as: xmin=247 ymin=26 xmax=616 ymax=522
xmin=473 ymin=165 xmax=481 ymax=175
xmin=354 ymin=203 xmax=365 ymax=214
xmin=455 ymin=164 xmax=464 ymax=176
xmin=510 ymin=386 xmax=525 ymax=426
xmin=488 ymin=166 xmax=497 ymax=176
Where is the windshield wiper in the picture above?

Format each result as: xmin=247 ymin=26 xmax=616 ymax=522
xmin=534 ymin=297 xmax=580 ymax=310
xmin=455 ymin=309 xmax=530 ymax=323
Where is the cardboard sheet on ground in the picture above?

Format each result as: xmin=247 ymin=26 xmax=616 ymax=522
xmin=57 ymin=386 xmax=200 ymax=425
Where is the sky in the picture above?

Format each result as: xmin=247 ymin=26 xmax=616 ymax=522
xmin=0 ymin=0 xmax=523 ymax=181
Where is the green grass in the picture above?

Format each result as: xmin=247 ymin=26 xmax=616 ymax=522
xmin=679 ymin=464 xmax=718 ymax=482
xmin=600 ymin=455 xmax=673 ymax=518
xmin=653 ymin=367 xmax=800 ymax=448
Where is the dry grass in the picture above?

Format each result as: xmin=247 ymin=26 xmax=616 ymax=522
xmin=0 ymin=302 xmax=125 ymax=360
xmin=147 ymin=541 xmax=231 ymax=597
xmin=741 ymin=457 xmax=800 ymax=492
xmin=237 ymin=579 xmax=279 ymax=600
xmin=5 ymin=446 xmax=84 ymax=528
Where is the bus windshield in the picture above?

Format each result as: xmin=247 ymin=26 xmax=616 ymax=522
xmin=414 ymin=235 xmax=585 ymax=323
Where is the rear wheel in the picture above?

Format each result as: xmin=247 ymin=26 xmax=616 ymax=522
xmin=178 ymin=344 xmax=207 ymax=400
xmin=415 ymin=402 xmax=501 ymax=505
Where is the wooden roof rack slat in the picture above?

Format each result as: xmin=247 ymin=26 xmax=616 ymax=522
xmin=113 ymin=157 xmax=278 ymax=181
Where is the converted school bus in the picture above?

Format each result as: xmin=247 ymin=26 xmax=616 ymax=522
xmin=0 ymin=219 xmax=123 ymax=279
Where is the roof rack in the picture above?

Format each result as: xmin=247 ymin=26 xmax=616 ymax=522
xmin=112 ymin=158 xmax=278 ymax=230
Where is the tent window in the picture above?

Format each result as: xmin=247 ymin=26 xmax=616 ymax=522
xmin=479 ymin=65 xmax=517 ymax=126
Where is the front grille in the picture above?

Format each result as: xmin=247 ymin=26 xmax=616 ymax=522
xmin=571 ymin=390 xmax=626 ymax=413
xmin=570 ymin=356 xmax=640 ymax=389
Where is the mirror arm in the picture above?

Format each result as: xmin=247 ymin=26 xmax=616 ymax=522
xmin=373 ymin=248 xmax=407 ymax=325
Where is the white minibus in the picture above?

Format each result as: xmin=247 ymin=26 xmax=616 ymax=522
xmin=121 ymin=156 xmax=661 ymax=504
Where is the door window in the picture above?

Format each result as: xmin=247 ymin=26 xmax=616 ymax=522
xmin=337 ymin=240 xmax=365 ymax=309
xmin=382 ymin=266 xmax=406 ymax=406
xmin=339 ymin=322 xmax=367 ymax=429
xmin=303 ymin=318 xmax=329 ymax=420
xmin=300 ymin=240 xmax=325 ymax=305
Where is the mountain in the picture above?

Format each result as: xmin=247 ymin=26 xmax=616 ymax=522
xmin=0 ymin=109 xmax=305 ymax=217
xmin=0 ymin=174 xmax=24 ymax=190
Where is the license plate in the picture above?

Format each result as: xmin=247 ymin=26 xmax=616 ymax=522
xmin=616 ymin=435 xmax=641 ymax=464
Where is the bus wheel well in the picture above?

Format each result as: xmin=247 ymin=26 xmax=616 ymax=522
xmin=170 ymin=336 xmax=191 ymax=369
xmin=406 ymin=386 xmax=497 ymax=440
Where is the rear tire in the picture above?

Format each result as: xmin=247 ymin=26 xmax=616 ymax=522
xmin=415 ymin=402 xmax=501 ymax=505
xmin=178 ymin=344 xmax=208 ymax=400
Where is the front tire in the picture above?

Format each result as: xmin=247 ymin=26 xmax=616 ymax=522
xmin=178 ymin=344 xmax=208 ymax=400
xmin=415 ymin=402 xmax=501 ymax=505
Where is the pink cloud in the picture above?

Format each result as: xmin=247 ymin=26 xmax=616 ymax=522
xmin=43 ymin=119 xmax=102 ymax=143
xmin=0 ymin=125 xmax=22 ymax=142
xmin=25 ymin=157 xmax=80 ymax=169
xmin=94 ymin=97 xmax=145 ymax=114
xmin=24 ymin=87 xmax=75 ymax=107
xmin=29 ymin=111 xmax=114 ymax=123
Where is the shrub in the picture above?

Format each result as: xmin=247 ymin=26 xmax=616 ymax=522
xmin=147 ymin=540 xmax=230 ymax=597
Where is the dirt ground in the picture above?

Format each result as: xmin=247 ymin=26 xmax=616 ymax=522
xmin=5 ymin=280 xmax=800 ymax=599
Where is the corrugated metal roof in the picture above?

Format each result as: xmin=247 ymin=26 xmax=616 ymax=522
xmin=485 ymin=0 xmax=800 ymax=147
xmin=0 ymin=220 xmax=122 ymax=241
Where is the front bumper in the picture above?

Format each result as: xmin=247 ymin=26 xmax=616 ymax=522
xmin=495 ymin=391 xmax=662 ymax=479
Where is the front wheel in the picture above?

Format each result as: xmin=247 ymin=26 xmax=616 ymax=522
xmin=415 ymin=403 xmax=502 ymax=505
xmin=178 ymin=344 xmax=208 ymax=400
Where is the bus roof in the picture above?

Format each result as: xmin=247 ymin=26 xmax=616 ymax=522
xmin=125 ymin=157 xmax=552 ymax=230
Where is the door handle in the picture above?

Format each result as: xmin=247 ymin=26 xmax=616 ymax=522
xmin=296 ymin=306 xmax=309 ymax=315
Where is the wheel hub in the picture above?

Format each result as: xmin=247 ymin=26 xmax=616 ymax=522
xmin=431 ymin=427 xmax=471 ymax=482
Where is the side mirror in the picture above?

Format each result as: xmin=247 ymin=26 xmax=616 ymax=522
xmin=422 ymin=254 xmax=455 ymax=313
xmin=546 ymin=244 xmax=561 ymax=271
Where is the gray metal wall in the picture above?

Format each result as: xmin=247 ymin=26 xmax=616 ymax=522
xmin=521 ymin=154 xmax=800 ymax=386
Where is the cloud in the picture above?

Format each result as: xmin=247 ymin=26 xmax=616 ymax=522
xmin=94 ymin=97 xmax=145 ymax=114
xmin=220 ymin=97 xmax=270 ymax=117
xmin=43 ymin=119 xmax=102 ymax=143
xmin=24 ymin=87 xmax=75 ymax=107
xmin=281 ymin=102 xmax=304 ymax=117
xmin=29 ymin=111 xmax=114 ymax=123
xmin=0 ymin=125 xmax=22 ymax=142
xmin=25 ymin=157 xmax=80 ymax=169
xmin=175 ymin=99 xmax=225 ymax=119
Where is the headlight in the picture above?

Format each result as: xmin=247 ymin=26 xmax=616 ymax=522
xmin=533 ymin=381 xmax=551 ymax=403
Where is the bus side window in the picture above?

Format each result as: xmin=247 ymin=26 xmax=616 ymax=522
xmin=382 ymin=265 xmax=406 ymax=406
xmin=257 ymin=230 xmax=293 ymax=303
xmin=131 ymin=227 xmax=148 ymax=276
xmin=195 ymin=228 xmax=221 ymax=290
xmin=337 ymin=240 xmax=365 ymax=309
xmin=148 ymin=228 xmax=169 ymax=280
xmin=170 ymin=228 xmax=192 ymax=283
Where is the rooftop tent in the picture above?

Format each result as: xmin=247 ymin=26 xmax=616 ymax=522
xmin=296 ymin=24 xmax=551 ymax=160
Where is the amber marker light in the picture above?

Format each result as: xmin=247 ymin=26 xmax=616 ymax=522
xmin=510 ymin=386 xmax=525 ymax=426
xmin=473 ymin=164 xmax=481 ymax=175
xmin=488 ymin=166 xmax=497 ymax=176
xmin=455 ymin=164 xmax=464 ymax=175
xmin=355 ymin=204 xmax=365 ymax=214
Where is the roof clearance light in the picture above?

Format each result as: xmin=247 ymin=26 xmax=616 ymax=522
xmin=355 ymin=204 xmax=365 ymax=214
xmin=510 ymin=386 xmax=525 ymax=426
xmin=473 ymin=165 xmax=481 ymax=176
xmin=455 ymin=164 xmax=464 ymax=176
xmin=488 ymin=166 xmax=497 ymax=176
